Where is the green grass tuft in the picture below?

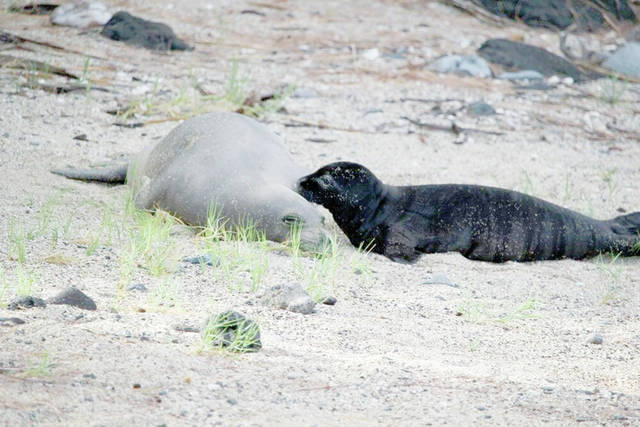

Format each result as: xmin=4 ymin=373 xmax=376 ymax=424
xmin=600 ymin=75 xmax=628 ymax=105
xmin=115 ymin=62 xmax=292 ymax=122
xmin=20 ymin=352 xmax=54 ymax=378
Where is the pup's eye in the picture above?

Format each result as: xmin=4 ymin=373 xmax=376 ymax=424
xmin=282 ymin=214 xmax=303 ymax=225
xmin=318 ymin=175 xmax=332 ymax=187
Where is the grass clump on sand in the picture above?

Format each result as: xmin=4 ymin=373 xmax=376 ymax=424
xmin=350 ymin=240 xmax=375 ymax=285
xmin=599 ymin=75 xmax=628 ymax=105
xmin=7 ymin=218 xmax=27 ymax=264
xmin=199 ymin=205 xmax=272 ymax=292
xmin=85 ymin=203 xmax=121 ymax=256
xmin=147 ymin=277 xmax=181 ymax=310
xmin=19 ymin=352 xmax=54 ymax=378
xmin=595 ymin=252 xmax=626 ymax=306
xmin=116 ymin=61 xmax=292 ymax=123
xmin=117 ymin=209 xmax=181 ymax=307
xmin=457 ymin=294 xmax=540 ymax=324
xmin=284 ymin=220 xmax=349 ymax=302
xmin=304 ymin=233 xmax=342 ymax=302
xmin=0 ymin=269 xmax=8 ymax=308
xmin=197 ymin=206 xmax=374 ymax=301
xmin=15 ymin=265 xmax=38 ymax=297
xmin=496 ymin=298 xmax=540 ymax=323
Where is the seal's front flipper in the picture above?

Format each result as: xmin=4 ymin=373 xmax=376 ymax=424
xmin=51 ymin=163 xmax=128 ymax=184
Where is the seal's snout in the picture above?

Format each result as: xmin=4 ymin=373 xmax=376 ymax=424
xmin=296 ymin=175 xmax=319 ymax=204
xmin=295 ymin=176 xmax=307 ymax=192
xmin=300 ymin=228 xmax=333 ymax=253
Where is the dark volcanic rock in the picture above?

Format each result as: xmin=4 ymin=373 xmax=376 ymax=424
xmin=101 ymin=11 xmax=192 ymax=51
xmin=467 ymin=100 xmax=496 ymax=116
xmin=10 ymin=3 xmax=59 ymax=15
xmin=7 ymin=296 xmax=47 ymax=310
xmin=48 ymin=287 xmax=97 ymax=310
xmin=322 ymin=296 xmax=337 ymax=305
xmin=201 ymin=311 xmax=261 ymax=352
xmin=182 ymin=254 xmax=219 ymax=266
xmin=0 ymin=317 xmax=26 ymax=326
xmin=478 ymin=0 xmax=636 ymax=31
xmin=477 ymin=38 xmax=598 ymax=82
xmin=127 ymin=283 xmax=147 ymax=292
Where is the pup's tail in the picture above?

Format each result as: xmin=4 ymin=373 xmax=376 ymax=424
xmin=51 ymin=163 xmax=128 ymax=184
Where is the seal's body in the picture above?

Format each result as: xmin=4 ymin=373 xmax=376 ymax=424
xmin=53 ymin=112 xmax=327 ymax=249
xmin=297 ymin=162 xmax=640 ymax=263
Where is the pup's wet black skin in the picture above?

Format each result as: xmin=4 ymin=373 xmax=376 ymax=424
xmin=297 ymin=162 xmax=640 ymax=263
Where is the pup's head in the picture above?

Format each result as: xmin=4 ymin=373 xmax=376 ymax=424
xmin=296 ymin=162 xmax=381 ymax=210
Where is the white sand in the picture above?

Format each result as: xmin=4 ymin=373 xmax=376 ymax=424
xmin=0 ymin=1 xmax=639 ymax=425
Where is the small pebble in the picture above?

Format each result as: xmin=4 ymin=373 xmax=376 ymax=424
xmin=588 ymin=334 xmax=603 ymax=345
xmin=0 ymin=317 xmax=25 ymax=326
xmin=322 ymin=296 xmax=337 ymax=306
xmin=424 ymin=273 xmax=459 ymax=288
xmin=292 ymin=87 xmax=317 ymax=98
xmin=497 ymin=70 xmax=544 ymax=81
xmin=547 ymin=75 xmax=560 ymax=85
xmin=429 ymin=54 xmax=492 ymax=78
xmin=173 ymin=323 xmax=200 ymax=333
xmin=127 ymin=283 xmax=147 ymax=292
xmin=182 ymin=254 xmax=218 ymax=266
xmin=467 ymin=100 xmax=496 ymax=116
xmin=454 ymin=133 xmax=468 ymax=145
xmin=256 ymin=283 xmax=316 ymax=314
xmin=362 ymin=48 xmax=380 ymax=60
xmin=7 ymin=296 xmax=47 ymax=310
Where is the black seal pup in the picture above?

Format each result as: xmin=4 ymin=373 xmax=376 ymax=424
xmin=297 ymin=162 xmax=640 ymax=263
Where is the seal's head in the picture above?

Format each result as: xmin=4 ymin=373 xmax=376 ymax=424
xmin=297 ymin=162 xmax=383 ymax=212
xmin=243 ymin=185 xmax=331 ymax=253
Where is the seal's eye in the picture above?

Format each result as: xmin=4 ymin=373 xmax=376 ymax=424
xmin=282 ymin=214 xmax=303 ymax=225
xmin=317 ymin=175 xmax=334 ymax=189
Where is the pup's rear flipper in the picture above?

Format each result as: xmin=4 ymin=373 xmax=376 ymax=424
xmin=609 ymin=212 xmax=640 ymax=235
xmin=607 ymin=212 xmax=640 ymax=256
xmin=51 ymin=163 xmax=128 ymax=184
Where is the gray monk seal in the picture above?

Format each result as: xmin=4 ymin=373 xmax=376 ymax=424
xmin=297 ymin=162 xmax=640 ymax=263
xmin=53 ymin=112 xmax=327 ymax=249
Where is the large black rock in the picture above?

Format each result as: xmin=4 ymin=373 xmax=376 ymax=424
xmin=478 ymin=0 xmax=636 ymax=31
xmin=101 ymin=11 xmax=192 ymax=51
xmin=478 ymin=38 xmax=600 ymax=82
xmin=48 ymin=287 xmax=97 ymax=311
